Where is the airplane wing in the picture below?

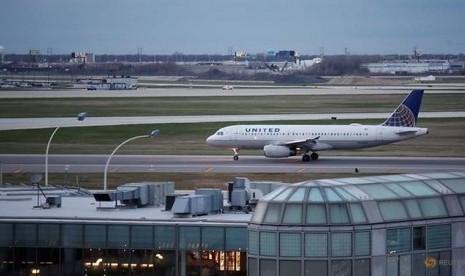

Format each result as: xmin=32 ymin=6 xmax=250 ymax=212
xmin=278 ymin=136 xmax=320 ymax=149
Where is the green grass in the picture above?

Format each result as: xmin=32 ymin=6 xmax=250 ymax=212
xmin=0 ymin=118 xmax=464 ymax=157
xmin=1 ymin=90 xmax=464 ymax=189
xmin=1 ymin=93 xmax=464 ymax=118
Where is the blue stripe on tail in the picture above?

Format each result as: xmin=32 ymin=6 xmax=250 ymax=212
xmin=382 ymin=90 xmax=424 ymax=127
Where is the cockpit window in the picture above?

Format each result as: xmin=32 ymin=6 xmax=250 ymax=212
xmin=217 ymin=131 xmax=223 ymax=136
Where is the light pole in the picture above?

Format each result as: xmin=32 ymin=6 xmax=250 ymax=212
xmin=45 ymin=112 xmax=87 ymax=186
xmin=103 ymin=130 xmax=160 ymax=190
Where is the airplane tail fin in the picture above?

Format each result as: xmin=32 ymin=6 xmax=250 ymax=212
xmin=381 ymin=90 xmax=424 ymax=127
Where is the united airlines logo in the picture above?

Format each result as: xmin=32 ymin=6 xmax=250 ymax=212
xmin=245 ymin=128 xmax=281 ymax=133
xmin=382 ymin=104 xmax=416 ymax=127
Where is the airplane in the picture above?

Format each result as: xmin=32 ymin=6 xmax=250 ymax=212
xmin=206 ymin=90 xmax=429 ymax=162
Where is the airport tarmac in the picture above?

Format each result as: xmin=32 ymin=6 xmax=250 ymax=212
xmin=1 ymin=85 xmax=465 ymax=99
xmin=1 ymin=154 xmax=464 ymax=175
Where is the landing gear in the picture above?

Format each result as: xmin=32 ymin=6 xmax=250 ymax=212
xmin=310 ymin=152 xmax=319 ymax=160
xmin=232 ymin=148 xmax=239 ymax=161
xmin=302 ymin=152 xmax=319 ymax=162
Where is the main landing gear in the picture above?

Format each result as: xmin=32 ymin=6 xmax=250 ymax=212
xmin=302 ymin=152 xmax=319 ymax=162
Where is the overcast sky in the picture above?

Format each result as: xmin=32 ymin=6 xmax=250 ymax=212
xmin=1 ymin=0 xmax=464 ymax=55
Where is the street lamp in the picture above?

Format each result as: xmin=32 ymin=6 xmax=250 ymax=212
xmin=45 ymin=112 xmax=87 ymax=186
xmin=103 ymin=130 xmax=160 ymax=190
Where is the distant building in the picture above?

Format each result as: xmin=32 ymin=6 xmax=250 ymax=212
xmin=86 ymin=76 xmax=138 ymax=90
xmin=363 ymin=60 xmax=451 ymax=74
xmin=70 ymin=52 xmax=95 ymax=63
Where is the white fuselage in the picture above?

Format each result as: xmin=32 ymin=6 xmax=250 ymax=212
xmin=206 ymin=124 xmax=429 ymax=151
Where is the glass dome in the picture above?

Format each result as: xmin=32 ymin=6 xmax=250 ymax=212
xmin=250 ymin=172 xmax=465 ymax=226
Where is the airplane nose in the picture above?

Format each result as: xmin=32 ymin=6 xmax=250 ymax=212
xmin=206 ymin=135 xmax=213 ymax=144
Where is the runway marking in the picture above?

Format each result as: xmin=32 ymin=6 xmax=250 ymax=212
xmin=203 ymin=168 xmax=215 ymax=173
xmin=110 ymin=168 xmax=119 ymax=172
xmin=13 ymin=168 xmax=24 ymax=173
xmin=296 ymin=168 xmax=307 ymax=173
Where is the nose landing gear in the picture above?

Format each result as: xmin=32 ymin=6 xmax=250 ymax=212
xmin=232 ymin=148 xmax=240 ymax=161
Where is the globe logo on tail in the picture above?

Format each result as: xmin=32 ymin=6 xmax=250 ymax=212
xmin=382 ymin=104 xmax=416 ymax=127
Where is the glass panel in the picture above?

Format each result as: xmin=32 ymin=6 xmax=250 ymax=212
xmin=280 ymin=233 xmax=301 ymax=257
xmin=439 ymin=250 xmax=451 ymax=276
xmin=305 ymin=233 xmax=327 ymax=257
xmin=427 ymin=224 xmax=451 ymax=249
xmin=251 ymin=202 xmax=267 ymax=223
xmin=107 ymin=225 xmax=129 ymax=249
xmin=388 ymin=183 xmax=413 ymax=197
xmin=260 ymin=232 xmax=276 ymax=256
xmin=324 ymin=187 xmax=342 ymax=201
xmin=273 ymin=187 xmax=294 ymax=201
xmin=157 ymin=222 xmax=196 ymax=250
xmin=304 ymin=260 xmax=327 ymax=276
xmin=131 ymin=225 xmax=153 ymax=249
xmin=282 ymin=204 xmax=303 ymax=224
xmin=202 ymin=227 xmax=224 ymax=250
xmin=225 ymin=227 xmax=247 ymax=250
xmin=439 ymin=179 xmax=465 ymax=193
xmin=379 ymin=201 xmax=408 ymax=220
xmin=38 ymin=224 xmax=60 ymax=247
xmin=412 ymin=252 xmax=426 ymax=276
xmin=62 ymin=224 xmax=83 ymax=248
xmin=349 ymin=203 xmax=367 ymax=223
xmin=387 ymin=228 xmax=411 ymax=252
xmin=355 ymin=231 xmax=370 ymax=256
xmin=331 ymin=233 xmax=351 ymax=257
xmin=308 ymin=188 xmax=324 ymax=202
xmin=331 ymin=260 xmax=351 ymax=276
xmin=401 ymin=181 xmax=438 ymax=196
xmin=333 ymin=187 xmax=357 ymax=201
xmin=248 ymin=257 xmax=258 ymax=276
xmin=260 ymin=259 xmax=276 ymax=276
xmin=15 ymin=223 xmax=37 ymax=247
xmin=263 ymin=203 xmax=282 ymax=224
xmin=288 ymin=187 xmax=306 ymax=202
xmin=424 ymin=251 xmax=439 ymax=275
xmin=84 ymin=224 xmax=106 ymax=248
xmin=399 ymin=254 xmax=411 ymax=276
xmin=179 ymin=226 xmax=200 ymax=250
xmin=387 ymin=256 xmax=399 ymax=276
xmin=329 ymin=204 xmax=349 ymax=224
xmin=354 ymin=259 xmax=370 ymax=276
xmin=413 ymin=226 xmax=426 ymax=251
xmin=419 ymin=198 xmax=447 ymax=217
xmin=261 ymin=186 xmax=286 ymax=201
xmin=306 ymin=204 xmax=327 ymax=224
xmin=405 ymin=199 xmax=422 ymax=218
xmin=358 ymin=184 xmax=398 ymax=199
xmin=248 ymin=231 xmax=259 ymax=255
xmin=460 ymin=196 xmax=465 ymax=213
xmin=280 ymin=260 xmax=301 ymax=276
xmin=0 ymin=223 xmax=13 ymax=246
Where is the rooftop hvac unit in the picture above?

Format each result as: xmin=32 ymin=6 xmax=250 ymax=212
xmin=195 ymin=188 xmax=223 ymax=213
xmin=165 ymin=194 xmax=188 ymax=211
xmin=171 ymin=195 xmax=212 ymax=216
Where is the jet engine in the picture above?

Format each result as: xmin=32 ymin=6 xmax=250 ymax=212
xmin=263 ymin=145 xmax=297 ymax=158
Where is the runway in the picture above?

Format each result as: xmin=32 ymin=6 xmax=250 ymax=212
xmin=1 ymin=154 xmax=464 ymax=175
